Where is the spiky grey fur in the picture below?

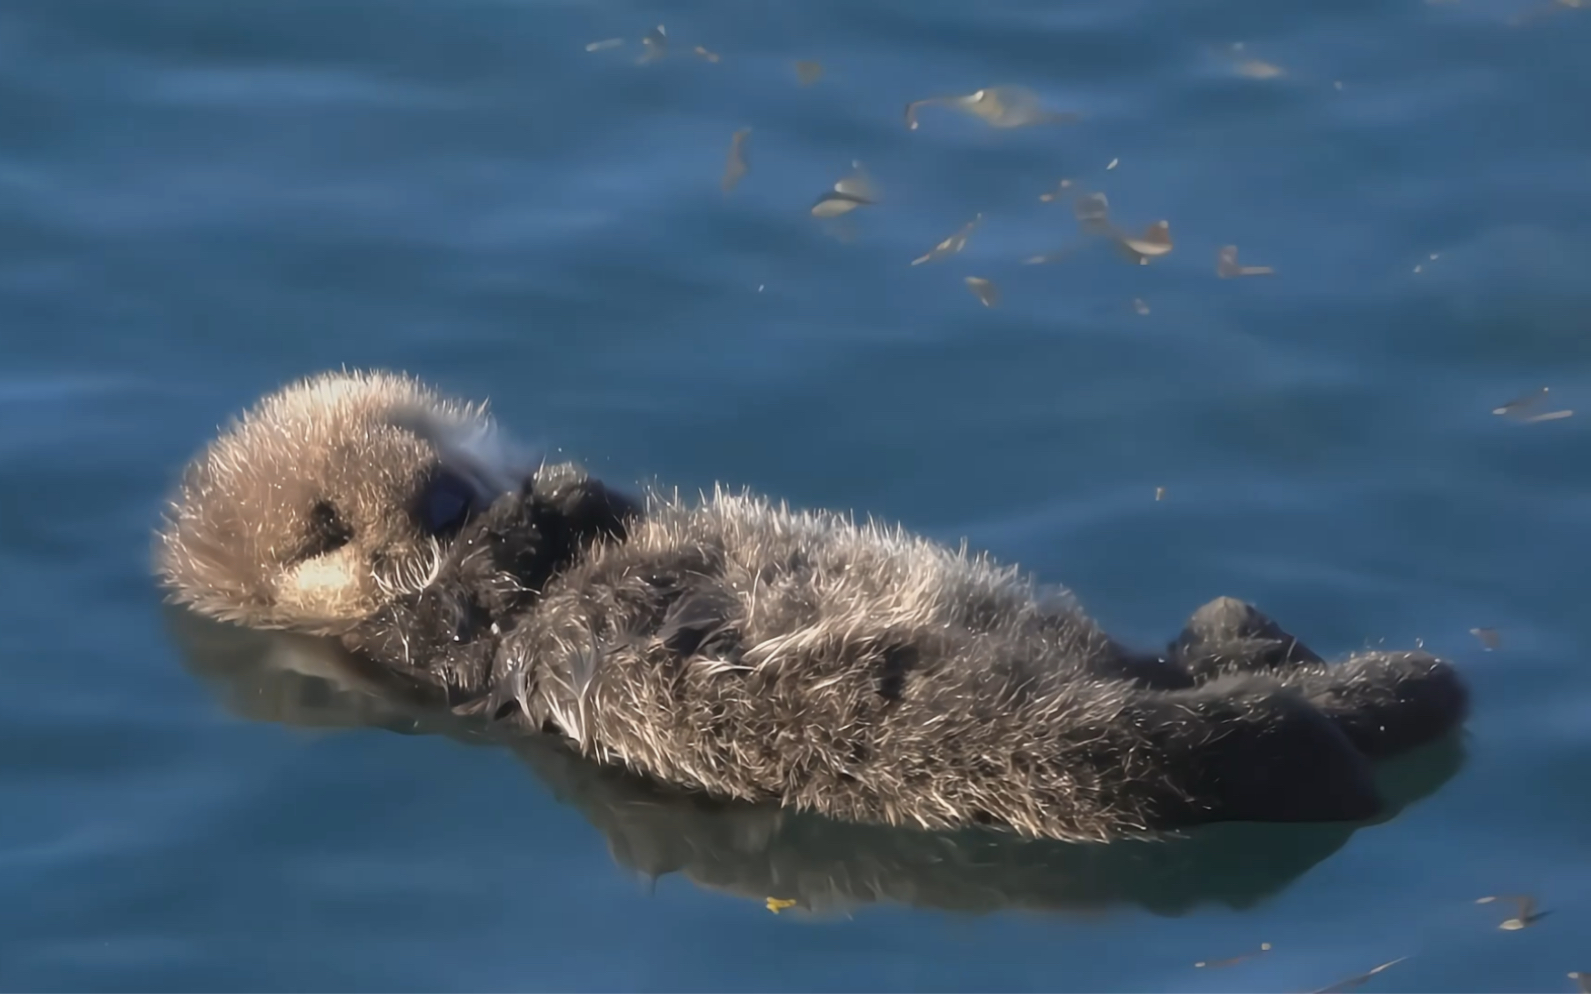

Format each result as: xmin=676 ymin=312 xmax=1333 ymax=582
xmin=156 ymin=371 xmax=1471 ymax=843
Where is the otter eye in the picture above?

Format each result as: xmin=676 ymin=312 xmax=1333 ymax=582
xmin=417 ymin=469 xmax=477 ymax=537
xmin=302 ymin=500 xmax=354 ymax=559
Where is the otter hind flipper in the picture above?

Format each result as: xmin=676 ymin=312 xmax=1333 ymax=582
xmin=1107 ymin=677 xmax=1384 ymax=830
xmin=1170 ymin=597 xmax=1468 ymax=760
xmin=1255 ymin=651 xmax=1469 ymax=760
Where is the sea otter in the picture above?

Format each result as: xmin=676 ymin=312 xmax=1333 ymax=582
xmin=155 ymin=370 xmax=1469 ymax=842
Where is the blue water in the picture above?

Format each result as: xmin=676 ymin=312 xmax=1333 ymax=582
xmin=3 ymin=0 xmax=1590 ymax=989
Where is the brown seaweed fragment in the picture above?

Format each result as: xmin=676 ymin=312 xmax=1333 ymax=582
xmin=811 ymin=161 xmax=879 ymax=217
xmin=1194 ymin=942 xmax=1272 ymax=968
xmin=1073 ymin=191 xmax=1113 ymax=234
xmin=1116 ymin=220 xmax=1173 ymax=264
xmin=1214 ymin=42 xmax=1287 ymax=78
xmin=638 ymin=24 xmax=668 ymax=64
xmin=1029 ymin=191 xmax=1171 ymax=266
xmin=964 ymin=277 xmax=999 ymax=307
xmin=721 ymin=128 xmax=750 ymax=192
xmin=1217 ymin=245 xmax=1275 ymax=278
xmin=906 ymin=86 xmax=1081 ymax=131
xmin=1469 ymin=627 xmax=1501 ymax=651
xmin=1492 ymin=388 xmax=1572 ymax=423
xmin=1510 ymin=0 xmax=1585 ymax=26
xmin=1022 ymin=246 xmax=1082 ymax=265
xmin=1311 ymin=957 xmax=1408 ymax=993
xmin=1476 ymin=894 xmax=1550 ymax=930
xmin=1038 ymin=178 xmax=1073 ymax=202
xmin=911 ymin=214 xmax=983 ymax=266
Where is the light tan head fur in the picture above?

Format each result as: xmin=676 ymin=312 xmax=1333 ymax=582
xmin=155 ymin=370 xmax=535 ymax=636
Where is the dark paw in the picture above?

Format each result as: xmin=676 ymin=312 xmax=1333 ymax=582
xmin=1173 ymin=597 xmax=1325 ymax=682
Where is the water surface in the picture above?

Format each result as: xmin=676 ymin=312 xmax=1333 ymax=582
xmin=2 ymin=0 xmax=1589 ymax=990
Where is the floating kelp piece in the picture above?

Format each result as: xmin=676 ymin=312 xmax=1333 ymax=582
xmin=1116 ymin=220 xmax=1173 ymax=264
xmin=1034 ymin=191 xmax=1173 ymax=267
xmin=721 ymin=128 xmax=750 ymax=192
xmin=1217 ymin=244 xmax=1275 ymax=278
xmin=1022 ymin=246 xmax=1081 ymax=265
xmin=1038 ymin=178 xmax=1073 ymax=202
xmin=1073 ymin=192 xmax=1112 ymax=234
xmin=1193 ymin=941 xmax=1271 ymax=969
xmin=1237 ymin=58 xmax=1285 ymax=78
xmin=906 ymin=86 xmax=1081 ymax=130
xmin=1492 ymin=387 xmax=1572 ymax=423
xmin=964 ymin=276 xmax=1000 ymax=307
xmin=1469 ymin=627 xmax=1501 ymax=650
xmin=638 ymin=24 xmax=668 ymax=64
xmin=810 ymin=161 xmax=879 ymax=217
xmin=911 ymin=214 xmax=983 ymax=266
xmin=1476 ymin=894 xmax=1550 ymax=930
xmin=1215 ymin=42 xmax=1287 ymax=78
xmin=1310 ymin=957 xmax=1408 ymax=994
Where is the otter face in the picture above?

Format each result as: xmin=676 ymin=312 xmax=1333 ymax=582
xmin=156 ymin=370 xmax=537 ymax=636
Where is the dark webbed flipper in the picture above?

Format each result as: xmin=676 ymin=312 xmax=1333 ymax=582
xmin=1171 ymin=597 xmax=1469 ymax=759
xmin=1110 ymin=676 xmax=1384 ymax=829
xmin=1236 ymin=650 xmax=1468 ymax=760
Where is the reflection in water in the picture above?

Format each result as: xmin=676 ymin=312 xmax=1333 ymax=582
xmin=164 ymin=606 xmax=1465 ymax=920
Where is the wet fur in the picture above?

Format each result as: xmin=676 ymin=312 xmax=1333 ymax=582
xmin=158 ymin=371 xmax=1471 ymax=843
xmin=165 ymin=609 xmax=1468 ymax=918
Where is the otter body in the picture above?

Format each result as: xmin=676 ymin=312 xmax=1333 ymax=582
xmin=158 ymin=371 xmax=1470 ymax=843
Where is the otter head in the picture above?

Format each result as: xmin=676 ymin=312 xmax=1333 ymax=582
xmin=156 ymin=370 xmax=538 ymax=637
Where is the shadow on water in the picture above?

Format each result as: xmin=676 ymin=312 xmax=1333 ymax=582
xmin=163 ymin=604 xmax=1466 ymax=922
